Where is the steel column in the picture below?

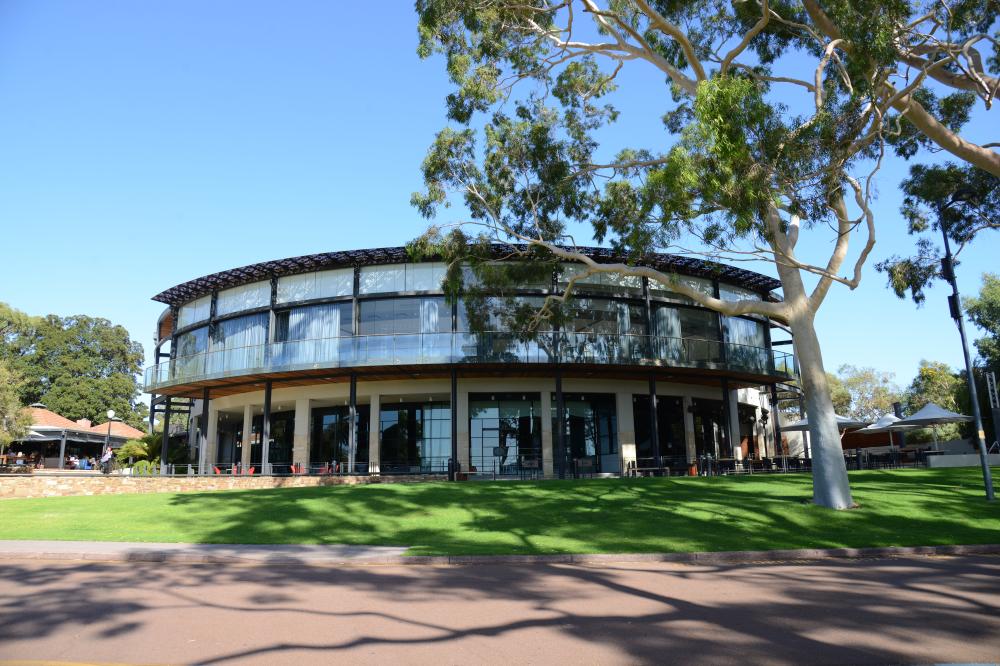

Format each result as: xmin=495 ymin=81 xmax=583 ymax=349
xmin=349 ymin=373 xmax=357 ymax=473
xmin=769 ymin=384 xmax=785 ymax=471
xmin=199 ymin=387 xmax=210 ymax=474
xmin=941 ymin=225 xmax=994 ymax=500
xmin=450 ymin=367 xmax=458 ymax=479
xmin=262 ymin=380 xmax=272 ymax=475
xmin=160 ymin=399 xmax=172 ymax=475
xmin=720 ymin=378 xmax=732 ymax=458
xmin=555 ymin=369 xmax=566 ymax=478
xmin=58 ymin=430 xmax=67 ymax=470
xmin=649 ymin=375 xmax=661 ymax=471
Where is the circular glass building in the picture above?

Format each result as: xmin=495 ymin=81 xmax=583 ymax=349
xmin=145 ymin=246 xmax=796 ymax=478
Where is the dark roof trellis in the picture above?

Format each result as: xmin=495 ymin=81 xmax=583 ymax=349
xmin=152 ymin=245 xmax=781 ymax=306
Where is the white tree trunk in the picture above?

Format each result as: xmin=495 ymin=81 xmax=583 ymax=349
xmin=776 ymin=259 xmax=854 ymax=510
xmin=789 ymin=311 xmax=855 ymax=509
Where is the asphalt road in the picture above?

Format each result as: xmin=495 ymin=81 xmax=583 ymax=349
xmin=1 ymin=555 xmax=998 ymax=665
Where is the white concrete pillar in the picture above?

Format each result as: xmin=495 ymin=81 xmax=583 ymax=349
xmin=368 ymin=393 xmax=380 ymax=474
xmin=241 ymin=404 xmax=253 ymax=470
xmin=293 ymin=398 xmax=310 ymax=469
xmin=457 ymin=388 xmax=470 ymax=472
xmin=729 ymin=389 xmax=742 ymax=461
xmin=616 ymin=391 xmax=636 ymax=476
xmin=204 ymin=404 xmax=219 ymax=471
xmin=682 ymin=395 xmax=696 ymax=466
xmin=540 ymin=391 xmax=554 ymax=477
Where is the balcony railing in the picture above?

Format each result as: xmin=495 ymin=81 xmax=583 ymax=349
xmin=144 ymin=332 xmax=795 ymax=390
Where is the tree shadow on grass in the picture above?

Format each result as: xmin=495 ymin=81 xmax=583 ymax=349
xmin=1 ymin=555 xmax=998 ymax=665
xmin=158 ymin=468 xmax=1000 ymax=556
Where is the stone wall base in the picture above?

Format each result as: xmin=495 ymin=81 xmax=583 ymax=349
xmin=0 ymin=474 xmax=448 ymax=500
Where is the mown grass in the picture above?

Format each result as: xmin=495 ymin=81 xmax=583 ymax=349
xmin=1 ymin=467 xmax=997 ymax=555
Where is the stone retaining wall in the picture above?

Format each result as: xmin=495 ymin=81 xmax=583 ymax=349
xmin=0 ymin=473 xmax=448 ymax=500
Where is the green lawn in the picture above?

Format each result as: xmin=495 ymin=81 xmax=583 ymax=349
xmin=1 ymin=468 xmax=998 ymax=556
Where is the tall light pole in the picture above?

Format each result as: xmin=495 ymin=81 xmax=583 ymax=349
xmin=104 ymin=409 xmax=116 ymax=474
xmin=939 ymin=204 xmax=995 ymax=501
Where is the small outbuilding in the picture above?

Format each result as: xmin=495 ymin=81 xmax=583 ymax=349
xmin=3 ymin=405 xmax=145 ymax=470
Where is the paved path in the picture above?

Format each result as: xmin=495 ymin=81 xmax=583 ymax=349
xmin=0 ymin=540 xmax=408 ymax=564
xmin=1 ymin=555 xmax=998 ymax=665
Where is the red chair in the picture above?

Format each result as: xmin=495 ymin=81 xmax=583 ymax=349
xmin=247 ymin=466 xmax=255 ymax=476
xmin=213 ymin=466 xmax=222 ymax=475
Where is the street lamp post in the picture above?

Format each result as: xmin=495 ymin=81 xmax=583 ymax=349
xmin=103 ymin=409 xmax=116 ymax=474
xmin=940 ymin=218 xmax=995 ymax=501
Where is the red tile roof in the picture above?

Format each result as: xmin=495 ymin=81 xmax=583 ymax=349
xmin=28 ymin=407 xmax=146 ymax=440
xmin=88 ymin=421 xmax=146 ymax=440
xmin=29 ymin=407 xmax=81 ymax=430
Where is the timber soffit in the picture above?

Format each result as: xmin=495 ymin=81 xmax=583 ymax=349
xmin=152 ymin=245 xmax=782 ymax=306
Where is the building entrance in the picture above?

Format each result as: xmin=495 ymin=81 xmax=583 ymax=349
xmin=311 ymin=405 xmax=371 ymax=474
xmin=469 ymin=393 xmax=542 ymax=476
xmin=556 ymin=394 xmax=619 ymax=475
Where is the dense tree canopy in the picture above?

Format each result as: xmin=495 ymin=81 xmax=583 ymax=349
xmin=828 ymin=364 xmax=902 ymax=423
xmin=965 ymin=273 xmax=1000 ymax=371
xmin=903 ymin=359 xmax=966 ymax=441
xmin=0 ymin=358 xmax=32 ymax=455
xmin=877 ymin=164 xmax=999 ymax=304
xmin=0 ymin=306 xmax=147 ymax=429
xmin=411 ymin=0 xmax=998 ymax=508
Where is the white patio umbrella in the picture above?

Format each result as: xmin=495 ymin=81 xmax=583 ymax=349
xmin=855 ymin=413 xmax=919 ymax=449
xmin=780 ymin=414 xmax=868 ymax=432
xmin=894 ymin=402 xmax=972 ymax=451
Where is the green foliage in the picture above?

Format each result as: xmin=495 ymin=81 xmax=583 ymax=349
xmin=965 ymin=273 xmax=1000 ymax=371
xmin=116 ymin=439 xmax=152 ymax=465
xmin=877 ymin=164 xmax=999 ymax=304
xmin=0 ymin=358 xmax=32 ymax=455
xmin=131 ymin=460 xmax=158 ymax=476
xmin=0 ymin=311 xmax=146 ymax=428
xmin=0 ymin=302 xmax=39 ymax=340
xmin=831 ymin=364 xmax=902 ymax=423
xmin=904 ymin=360 xmax=965 ymax=441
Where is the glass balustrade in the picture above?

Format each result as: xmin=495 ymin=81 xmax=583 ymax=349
xmin=144 ymin=332 xmax=796 ymax=390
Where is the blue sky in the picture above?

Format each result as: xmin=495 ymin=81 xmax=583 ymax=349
xmin=0 ymin=1 xmax=996 ymax=395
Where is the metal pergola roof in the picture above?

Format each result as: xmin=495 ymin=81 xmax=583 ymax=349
xmin=152 ymin=245 xmax=782 ymax=306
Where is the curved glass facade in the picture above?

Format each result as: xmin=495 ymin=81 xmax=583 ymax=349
xmin=145 ymin=261 xmax=794 ymax=390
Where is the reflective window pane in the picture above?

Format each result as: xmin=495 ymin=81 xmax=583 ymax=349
xmin=360 ymin=297 xmax=449 ymax=335
xmin=177 ymin=296 xmax=211 ymax=328
xmin=359 ymin=265 xmax=405 ymax=294
xmin=216 ymin=281 xmax=270 ymax=317
xmin=719 ymin=284 xmax=762 ymax=301
xmin=405 ymin=262 xmax=447 ymax=291
xmin=559 ymin=264 xmax=643 ymax=294
xmin=379 ymin=402 xmax=451 ymax=472
xmin=469 ymin=393 xmax=541 ymax=475
xmin=649 ymin=275 xmax=713 ymax=302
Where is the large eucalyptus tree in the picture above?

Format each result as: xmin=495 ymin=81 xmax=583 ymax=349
xmin=410 ymin=0 xmax=998 ymax=508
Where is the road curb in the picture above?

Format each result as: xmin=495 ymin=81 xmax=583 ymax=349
xmin=0 ymin=543 xmax=998 ymax=567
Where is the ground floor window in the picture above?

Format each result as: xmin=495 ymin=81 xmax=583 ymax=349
xmin=250 ymin=410 xmax=295 ymax=471
xmin=379 ymin=401 xmax=451 ymax=473
xmin=554 ymin=393 xmax=619 ymax=474
xmin=633 ymin=395 xmax=686 ymax=472
xmin=469 ymin=393 xmax=542 ymax=474
xmin=737 ymin=403 xmax=762 ymax=459
xmin=311 ymin=405 xmax=371 ymax=473
xmin=691 ymin=399 xmax=732 ymax=460
xmin=215 ymin=411 xmax=243 ymax=466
